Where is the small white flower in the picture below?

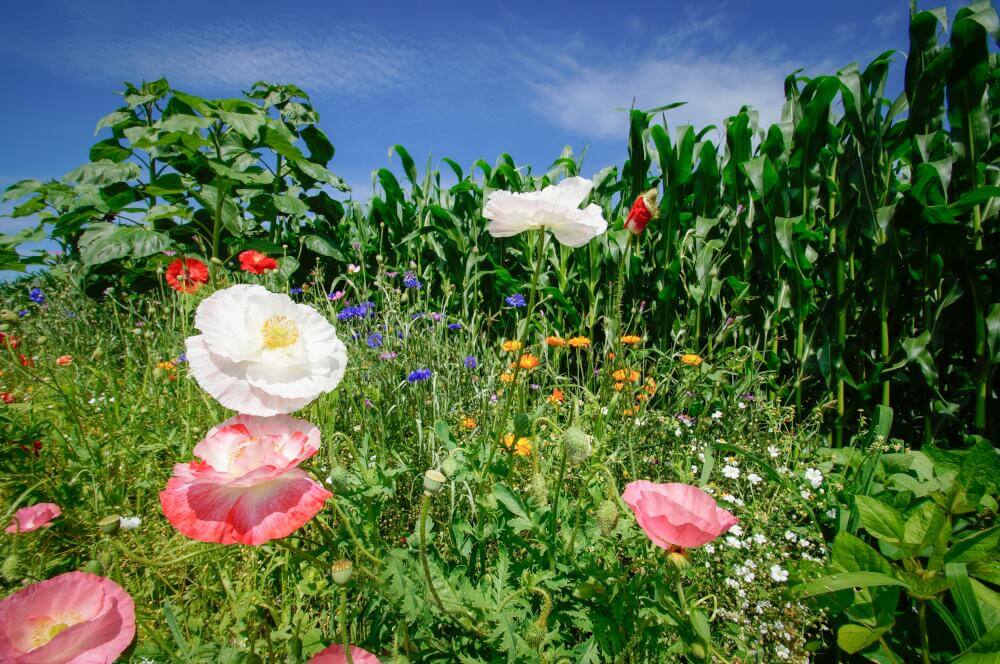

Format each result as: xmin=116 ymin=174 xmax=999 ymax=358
xmin=722 ymin=464 xmax=740 ymax=479
xmin=725 ymin=535 xmax=743 ymax=549
xmin=826 ymin=508 xmax=837 ymax=520
xmin=119 ymin=516 xmax=142 ymax=530
xmin=724 ymin=577 xmax=740 ymax=589
xmin=767 ymin=445 xmax=780 ymax=458
xmin=730 ymin=524 xmax=744 ymax=537
xmin=770 ymin=564 xmax=789 ymax=582
xmin=737 ymin=401 xmax=747 ymax=410
xmin=711 ymin=410 xmax=723 ymax=420
xmin=747 ymin=472 xmax=762 ymax=485
xmin=484 ymin=176 xmax=608 ymax=247
xmin=775 ymin=644 xmax=790 ymax=659
xmin=800 ymin=489 xmax=813 ymax=500
xmin=674 ymin=427 xmax=683 ymax=437
xmin=804 ymin=467 xmax=824 ymax=489
xmin=704 ymin=543 xmax=715 ymax=554
xmin=784 ymin=530 xmax=798 ymax=542
xmin=753 ymin=533 xmax=767 ymax=545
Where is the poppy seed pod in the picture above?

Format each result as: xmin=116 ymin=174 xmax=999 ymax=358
xmin=423 ymin=469 xmax=446 ymax=495
xmin=596 ymin=499 xmax=619 ymax=536
xmin=98 ymin=514 xmax=122 ymax=535
xmin=331 ymin=559 xmax=354 ymax=586
xmin=624 ymin=189 xmax=660 ymax=235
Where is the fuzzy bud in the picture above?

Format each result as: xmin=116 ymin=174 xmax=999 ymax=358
xmin=2 ymin=552 xmax=22 ymax=582
xmin=82 ymin=559 xmax=103 ymax=574
xmin=528 ymin=472 xmax=549 ymax=506
xmin=440 ymin=455 xmax=458 ymax=478
xmin=596 ymin=499 xmax=619 ymax=536
xmin=331 ymin=559 xmax=354 ymax=586
xmin=562 ymin=427 xmax=593 ymax=466
xmin=210 ymin=257 xmax=223 ymax=266
xmin=624 ymin=188 xmax=660 ymax=235
xmin=690 ymin=643 xmax=707 ymax=660
xmin=423 ymin=469 xmax=446 ymax=495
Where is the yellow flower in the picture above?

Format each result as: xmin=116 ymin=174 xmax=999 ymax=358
xmin=568 ymin=336 xmax=591 ymax=348
xmin=680 ymin=353 xmax=703 ymax=366
xmin=545 ymin=336 xmax=566 ymax=347
xmin=621 ymin=335 xmax=643 ymax=345
xmin=547 ymin=388 xmax=565 ymax=405
xmin=612 ymin=368 xmax=640 ymax=383
xmin=515 ymin=438 xmax=533 ymax=456
xmin=500 ymin=371 xmax=515 ymax=384
xmin=461 ymin=416 xmax=477 ymax=430
xmin=501 ymin=340 xmax=523 ymax=353
xmin=644 ymin=377 xmax=657 ymax=395
xmin=156 ymin=360 xmax=177 ymax=371
xmin=614 ymin=382 xmax=624 ymax=392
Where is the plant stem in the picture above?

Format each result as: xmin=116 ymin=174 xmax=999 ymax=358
xmin=340 ymin=586 xmax=354 ymax=664
xmin=919 ymin=600 xmax=930 ymax=664
xmin=548 ymin=442 xmax=569 ymax=571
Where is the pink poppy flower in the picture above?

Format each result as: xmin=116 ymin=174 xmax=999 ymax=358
xmin=309 ymin=644 xmax=382 ymax=663
xmin=0 ymin=571 xmax=135 ymax=662
xmin=6 ymin=503 xmax=61 ymax=534
xmin=159 ymin=414 xmax=331 ymax=545
xmin=622 ymin=481 xmax=737 ymax=550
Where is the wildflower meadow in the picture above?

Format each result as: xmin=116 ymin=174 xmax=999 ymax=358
xmin=1 ymin=3 xmax=999 ymax=663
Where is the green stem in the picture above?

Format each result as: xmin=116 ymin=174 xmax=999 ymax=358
xmin=211 ymin=130 xmax=225 ymax=261
xmin=328 ymin=497 xmax=383 ymax=567
xmin=919 ymin=600 xmax=930 ymax=664
xmin=968 ymin=119 xmax=987 ymax=432
xmin=548 ymin=443 xmax=569 ymax=571
xmin=340 ymin=586 xmax=354 ymax=664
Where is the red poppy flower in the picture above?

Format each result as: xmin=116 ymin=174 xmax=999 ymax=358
xmin=239 ymin=250 xmax=278 ymax=274
xmin=0 ymin=333 xmax=21 ymax=349
xmin=1 ymin=392 xmax=15 ymax=404
xmin=18 ymin=354 xmax=34 ymax=368
xmin=166 ymin=258 xmax=209 ymax=294
xmin=624 ymin=189 xmax=660 ymax=235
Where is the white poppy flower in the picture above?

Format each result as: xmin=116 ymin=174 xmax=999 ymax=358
xmin=484 ymin=176 xmax=608 ymax=247
xmin=186 ymin=285 xmax=347 ymax=416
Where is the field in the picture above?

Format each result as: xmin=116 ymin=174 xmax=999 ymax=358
xmin=0 ymin=3 xmax=998 ymax=663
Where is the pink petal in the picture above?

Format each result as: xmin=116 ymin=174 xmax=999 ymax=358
xmin=309 ymin=644 xmax=382 ymax=664
xmin=6 ymin=503 xmax=61 ymax=534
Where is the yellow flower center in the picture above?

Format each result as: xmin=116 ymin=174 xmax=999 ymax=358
xmin=260 ymin=315 xmax=300 ymax=350
xmin=29 ymin=614 xmax=81 ymax=650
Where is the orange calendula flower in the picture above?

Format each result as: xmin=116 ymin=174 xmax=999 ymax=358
xmin=644 ymin=377 xmax=657 ymax=395
xmin=614 ymin=382 xmax=625 ymax=392
xmin=621 ymin=335 xmax=643 ymax=345
xmin=500 ymin=371 xmax=515 ymax=384
xmin=461 ymin=416 xmax=477 ymax=430
xmin=680 ymin=353 xmax=704 ymax=366
xmin=567 ymin=336 xmax=591 ymax=348
xmin=515 ymin=438 xmax=533 ymax=456
xmin=545 ymin=336 xmax=566 ymax=347
xmin=501 ymin=340 xmax=523 ymax=353
xmin=548 ymin=388 xmax=565 ymax=404
xmin=511 ymin=353 xmax=540 ymax=370
xmin=607 ymin=352 xmax=616 ymax=360
xmin=55 ymin=355 xmax=73 ymax=366
xmin=613 ymin=369 xmax=641 ymax=383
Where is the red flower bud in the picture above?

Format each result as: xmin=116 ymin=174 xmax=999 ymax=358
xmin=624 ymin=189 xmax=660 ymax=235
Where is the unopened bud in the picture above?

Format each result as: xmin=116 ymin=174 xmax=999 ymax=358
xmin=441 ymin=455 xmax=458 ymax=477
xmin=528 ymin=472 xmax=549 ymax=506
xmin=596 ymin=499 xmax=619 ymax=536
xmin=624 ymin=188 xmax=660 ymax=235
xmin=82 ymin=559 xmax=103 ymax=574
xmin=210 ymin=257 xmax=223 ymax=266
xmin=331 ymin=559 xmax=354 ymax=586
xmin=690 ymin=643 xmax=707 ymax=660
xmin=562 ymin=427 xmax=592 ymax=465
xmin=423 ymin=469 xmax=446 ymax=494
xmin=2 ymin=553 xmax=22 ymax=582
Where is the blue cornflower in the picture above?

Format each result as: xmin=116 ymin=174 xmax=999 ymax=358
xmin=366 ymin=332 xmax=384 ymax=349
xmin=448 ymin=322 xmax=463 ymax=331
xmin=505 ymin=293 xmax=526 ymax=308
xmin=463 ymin=355 xmax=478 ymax=369
xmin=28 ymin=288 xmax=45 ymax=304
xmin=411 ymin=312 xmax=425 ymax=320
xmin=176 ymin=353 xmax=188 ymax=364
xmin=407 ymin=368 xmax=432 ymax=383
xmin=290 ymin=287 xmax=303 ymax=295
xmin=17 ymin=310 xmax=29 ymax=318
xmin=337 ymin=301 xmax=376 ymax=321
xmin=403 ymin=271 xmax=422 ymax=289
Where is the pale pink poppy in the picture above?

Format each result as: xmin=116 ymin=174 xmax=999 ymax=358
xmin=6 ymin=503 xmax=61 ymax=534
xmin=622 ymin=481 xmax=737 ymax=549
xmin=0 ymin=571 xmax=135 ymax=662
xmin=159 ymin=414 xmax=331 ymax=545
xmin=309 ymin=644 xmax=382 ymax=663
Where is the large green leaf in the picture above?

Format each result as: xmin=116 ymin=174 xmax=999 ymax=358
xmin=78 ymin=223 xmax=173 ymax=266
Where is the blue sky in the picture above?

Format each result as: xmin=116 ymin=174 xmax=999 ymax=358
xmin=0 ymin=1 xmax=948 ymax=219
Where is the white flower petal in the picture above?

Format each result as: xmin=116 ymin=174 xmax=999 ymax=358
xmin=484 ymin=177 xmax=607 ymax=246
xmin=538 ymin=176 xmax=593 ymax=208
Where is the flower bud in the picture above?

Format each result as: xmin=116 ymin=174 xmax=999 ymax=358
xmin=82 ymin=559 xmax=103 ymax=574
xmin=596 ymin=499 xmax=619 ymax=536
xmin=690 ymin=642 xmax=707 ymax=660
xmin=441 ymin=455 xmax=458 ymax=478
xmin=423 ymin=469 xmax=446 ymax=495
xmin=210 ymin=257 xmax=223 ymax=266
xmin=98 ymin=514 xmax=122 ymax=535
xmin=2 ymin=552 xmax=22 ymax=582
xmin=528 ymin=472 xmax=549 ymax=506
xmin=331 ymin=559 xmax=354 ymax=586
xmin=36 ymin=336 xmax=47 ymax=345
xmin=624 ymin=188 xmax=660 ymax=235
xmin=562 ymin=426 xmax=593 ymax=466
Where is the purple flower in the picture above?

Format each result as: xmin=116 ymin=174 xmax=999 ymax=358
xmin=28 ymin=288 xmax=45 ymax=304
xmin=429 ymin=312 xmax=443 ymax=322
xmin=351 ymin=241 xmax=362 ymax=251
xmin=338 ymin=301 xmax=376 ymax=321
xmin=463 ymin=355 xmax=478 ymax=369
xmin=328 ymin=290 xmax=345 ymax=302
xmin=176 ymin=353 xmax=187 ymax=364
xmin=407 ymin=368 xmax=432 ymax=383
xmin=17 ymin=310 xmax=29 ymax=318
xmin=448 ymin=323 xmax=463 ymax=331
xmin=290 ymin=287 xmax=303 ymax=295
xmin=403 ymin=271 xmax=422 ymax=289
xmin=379 ymin=351 xmax=398 ymax=360
xmin=505 ymin=293 xmax=526 ymax=308
xmin=364 ymin=398 xmax=374 ymax=408
xmin=411 ymin=312 xmax=425 ymax=320
xmin=366 ymin=332 xmax=384 ymax=348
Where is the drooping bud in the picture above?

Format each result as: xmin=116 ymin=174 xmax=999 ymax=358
xmin=596 ymin=499 xmax=619 ymax=536
xmin=441 ymin=455 xmax=458 ymax=478
xmin=624 ymin=188 xmax=660 ymax=235
xmin=2 ymin=552 xmax=22 ymax=582
xmin=667 ymin=550 xmax=690 ymax=571
xmin=423 ymin=469 xmax=446 ymax=495
xmin=562 ymin=427 xmax=593 ymax=466
xmin=331 ymin=559 xmax=354 ymax=586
